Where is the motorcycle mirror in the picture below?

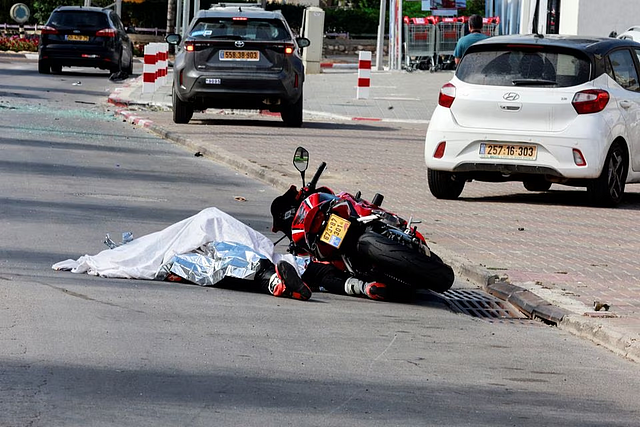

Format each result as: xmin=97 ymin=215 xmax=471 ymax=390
xmin=293 ymin=147 xmax=309 ymax=186
xmin=293 ymin=147 xmax=309 ymax=172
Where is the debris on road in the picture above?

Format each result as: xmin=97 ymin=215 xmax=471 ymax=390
xmin=104 ymin=232 xmax=134 ymax=249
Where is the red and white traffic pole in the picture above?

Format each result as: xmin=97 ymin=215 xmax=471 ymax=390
xmin=156 ymin=42 xmax=168 ymax=87
xmin=142 ymin=43 xmax=157 ymax=93
xmin=357 ymin=50 xmax=371 ymax=99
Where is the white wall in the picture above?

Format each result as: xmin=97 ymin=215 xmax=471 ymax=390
xmin=561 ymin=0 xmax=640 ymax=37
xmin=558 ymin=0 xmax=579 ymax=35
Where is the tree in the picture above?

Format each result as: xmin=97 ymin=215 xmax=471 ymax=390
xmin=166 ymin=0 xmax=175 ymax=33
xmin=465 ymin=0 xmax=485 ymax=16
xmin=32 ymin=0 xmax=120 ymax=24
xmin=32 ymin=0 xmax=77 ymax=24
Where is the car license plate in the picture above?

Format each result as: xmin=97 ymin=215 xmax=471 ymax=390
xmin=320 ymin=214 xmax=350 ymax=249
xmin=479 ymin=143 xmax=537 ymax=160
xmin=219 ymin=50 xmax=259 ymax=61
xmin=66 ymin=34 xmax=89 ymax=41
xmin=205 ymin=78 xmax=221 ymax=84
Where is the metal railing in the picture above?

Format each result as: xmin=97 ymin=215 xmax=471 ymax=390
xmin=1 ymin=23 xmax=167 ymax=36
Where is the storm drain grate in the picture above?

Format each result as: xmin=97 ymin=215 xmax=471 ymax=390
xmin=441 ymin=289 xmax=527 ymax=320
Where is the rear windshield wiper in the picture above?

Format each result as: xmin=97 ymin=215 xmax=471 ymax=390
xmin=512 ymin=79 xmax=558 ymax=86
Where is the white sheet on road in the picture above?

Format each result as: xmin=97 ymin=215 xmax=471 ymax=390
xmin=52 ymin=207 xmax=294 ymax=279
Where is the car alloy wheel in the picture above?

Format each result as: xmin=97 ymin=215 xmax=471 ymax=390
xmin=172 ymin=88 xmax=194 ymax=124
xmin=38 ymin=60 xmax=50 ymax=74
xmin=523 ymin=178 xmax=552 ymax=192
xmin=281 ymin=89 xmax=303 ymax=127
xmin=427 ymin=168 xmax=465 ymax=200
xmin=587 ymin=142 xmax=626 ymax=207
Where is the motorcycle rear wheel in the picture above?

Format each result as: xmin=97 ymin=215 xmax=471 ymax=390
xmin=356 ymin=231 xmax=454 ymax=293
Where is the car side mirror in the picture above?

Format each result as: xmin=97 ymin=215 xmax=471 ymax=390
xmin=165 ymin=33 xmax=182 ymax=45
xmin=296 ymin=37 xmax=310 ymax=49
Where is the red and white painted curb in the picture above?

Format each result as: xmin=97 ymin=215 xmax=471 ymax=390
xmin=320 ymin=62 xmax=358 ymax=69
xmin=114 ymin=108 xmax=154 ymax=128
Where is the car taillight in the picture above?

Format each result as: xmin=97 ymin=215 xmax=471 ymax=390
xmin=96 ymin=28 xmax=117 ymax=37
xmin=185 ymin=42 xmax=195 ymax=52
xmin=434 ymin=142 xmax=446 ymax=159
xmin=40 ymin=26 xmax=58 ymax=35
xmin=284 ymin=43 xmax=294 ymax=55
xmin=438 ymin=83 xmax=456 ymax=108
xmin=572 ymin=89 xmax=609 ymax=114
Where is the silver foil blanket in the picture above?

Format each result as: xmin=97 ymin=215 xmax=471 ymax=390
xmin=157 ymin=241 xmax=266 ymax=286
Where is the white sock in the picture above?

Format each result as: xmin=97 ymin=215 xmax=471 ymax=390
xmin=344 ymin=277 xmax=365 ymax=295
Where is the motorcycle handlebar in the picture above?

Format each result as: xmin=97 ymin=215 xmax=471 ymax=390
xmin=308 ymin=162 xmax=326 ymax=191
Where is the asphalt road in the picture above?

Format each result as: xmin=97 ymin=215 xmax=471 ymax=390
xmin=1 ymin=55 xmax=640 ymax=427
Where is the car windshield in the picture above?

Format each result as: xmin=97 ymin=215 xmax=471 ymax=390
xmin=189 ymin=18 xmax=289 ymax=41
xmin=456 ymin=49 xmax=592 ymax=87
xmin=49 ymin=11 xmax=109 ymax=29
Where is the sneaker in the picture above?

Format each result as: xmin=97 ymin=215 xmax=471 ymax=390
xmin=363 ymin=282 xmax=387 ymax=301
xmin=269 ymin=261 xmax=312 ymax=301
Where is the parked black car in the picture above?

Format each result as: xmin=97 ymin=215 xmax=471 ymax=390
xmin=38 ymin=6 xmax=134 ymax=75
xmin=165 ymin=5 xmax=310 ymax=127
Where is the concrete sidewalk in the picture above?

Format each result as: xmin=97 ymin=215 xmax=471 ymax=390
xmin=108 ymin=68 xmax=640 ymax=363
xmin=108 ymin=67 xmax=453 ymax=122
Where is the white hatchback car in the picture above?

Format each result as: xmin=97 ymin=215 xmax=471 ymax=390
xmin=425 ymin=34 xmax=640 ymax=206
xmin=617 ymin=27 xmax=640 ymax=43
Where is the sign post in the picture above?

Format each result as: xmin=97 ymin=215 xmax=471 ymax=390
xmin=10 ymin=3 xmax=30 ymax=37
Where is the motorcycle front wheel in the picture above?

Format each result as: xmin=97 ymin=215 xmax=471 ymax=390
xmin=356 ymin=231 xmax=454 ymax=293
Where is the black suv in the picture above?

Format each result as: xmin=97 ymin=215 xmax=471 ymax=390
xmin=38 ymin=6 xmax=134 ymax=75
xmin=165 ymin=5 xmax=310 ymax=126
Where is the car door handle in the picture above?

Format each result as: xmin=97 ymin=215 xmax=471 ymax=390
xmin=619 ymin=100 xmax=633 ymax=109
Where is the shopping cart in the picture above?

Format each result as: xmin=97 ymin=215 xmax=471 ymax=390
xmin=435 ymin=17 xmax=465 ymax=70
xmin=481 ymin=16 xmax=501 ymax=36
xmin=402 ymin=16 xmax=437 ymax=71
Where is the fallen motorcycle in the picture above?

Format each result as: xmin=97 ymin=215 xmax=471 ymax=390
xmin=271 ymin=147 xmax=455 ymax=293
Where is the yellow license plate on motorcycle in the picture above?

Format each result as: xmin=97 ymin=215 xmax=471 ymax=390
xmin=321 ymin=214 xmax=350 ymax=248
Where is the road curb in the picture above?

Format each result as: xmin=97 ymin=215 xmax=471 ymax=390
xmin=559 ymin=316 xmax=640 ymax=363
xmin=320 ymin=62 xmax=358 ymax=69
xmin=486 ymin=281 xmax=569 ymax=324
xmin=144 ymin=121 xmax=296 ymax=191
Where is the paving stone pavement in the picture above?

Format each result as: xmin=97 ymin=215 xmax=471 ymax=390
xmin=107 ymin=66 xmax=640 ymax=363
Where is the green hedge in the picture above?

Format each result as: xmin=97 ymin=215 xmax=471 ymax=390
xmin=324 ymin=8 xmax=379 ymax=35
